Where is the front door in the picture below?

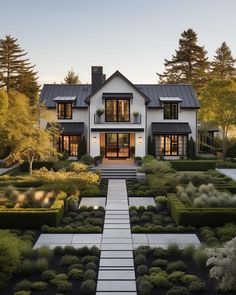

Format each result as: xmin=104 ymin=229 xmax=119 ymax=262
xmin=105 ymin=133 xmax=130 ymax=158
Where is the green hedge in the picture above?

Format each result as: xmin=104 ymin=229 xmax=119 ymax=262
xmin=168 ymin=194 xmax=236 ymax=227
xmin=20 ymin=161 xmax=55 ymax=172
xmin=0 ymin=200 xmax=64 ymax=228
xmin=169 ymin=160 xmax=216 ymax=171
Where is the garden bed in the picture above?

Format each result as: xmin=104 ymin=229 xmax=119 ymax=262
xmin=134 ymin=245 xmax=235 ymax=295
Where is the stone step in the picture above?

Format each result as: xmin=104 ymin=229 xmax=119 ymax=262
xmin=98 ymin=270 xmax=135 ymax=280
xmin=100 ymin=251 xmax=133 ymax=258
xmin=96 ymin=280 xmax=136 ymax=292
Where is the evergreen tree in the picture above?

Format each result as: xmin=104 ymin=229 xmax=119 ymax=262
xmin=157 ymin=29 xmax=209 ymax=94
xmin=210 ymin=42 xmax=236 ymax=79
xmin=0 ymin=35 xmax=39 ymax=103
xmin=64 ymin=68 xmax=81 ymax=84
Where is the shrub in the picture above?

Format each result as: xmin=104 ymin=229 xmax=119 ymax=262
xmin=80 ymin=279 xmax=96 ymax=294
xmin=14 ymin=280 xmax=32 ymax=291
xmin=85 ymin=262 xmax=97 ymax=270
xmin=54 ymin=246 xmax=64 ymax=255
xmin=57 ymin=281 xmax=72 ymax=293
xmin=189 ymin=280 xmax=206 ymax=292
xmin=69 ymin=162 xmax=88 ymax=173
xmin=137 ymin=264 xmax=148 ymax=275
xmin=152 ymin=259 xmax=168 ymax=268
xmin=193 ymin=248 xmax=207 ymax=269
xmin=80 ymin=155 xmax=94 ymax=166
xmin=35 ymin=258 xmax=49 ymax=273
xmin=135 ymin=254 xmax=147 ymax=265
xmin=18 ymin=259 xmax=34 ymax=275
xmin=138 ymin=280 xmax=153 ymax=295
xmin=37 ymin=246 xmax=53 ymax=260
xmin=170 ymin=160 xmax=215 ymax=171
xmin=148 ymin=273 xmax=171 ymax=288
xmin=59 ymin=255 xmax=80 ymax=266
xmin=68 ymin=263 xmax=84 ymax=271
xmin=183 ymin=245 xmax=195 ymax=259
xmin=140 ymin=159 xmax=173 ymax=174
xmin=31 ymin=281 xmax=48 ymax=290
xmin=168 ymin=271 xmax=185 ymax=283
xmin=166 ymin=243 xmax=181 ymax=257
xmin=81 ymin=255 xmax=98 ymax=264
xmin=180 ymin=274 xmax=200 ymax=285
xmin=14 ymin=291 xmax=31 ymax=295
xmin=68 ymin=268 xmax=83 ymax=280
xmin=153 ymin=247 xmax=167 ymax=258
xmin=84 ymin=269 xmax=97 ymax=280
xmin=149 ymin=267 xmax=162 ymax=274
xmin=41 ymin=269 xmax=57 ymax=281
xmin=50 ymin=274 xmax=68 ymax=286
xmin=167 ymin=261 xmax=187 ymax=272
xmin=166 ymin=286 xmax=190 ymax=295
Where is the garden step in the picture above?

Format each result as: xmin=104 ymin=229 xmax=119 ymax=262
xmin=96 ymin=280 xmax=136 ymax=292
xmin=100 ymin=251 xmax=133 ymax=258
xmin=98 ymin=270 xmax=135 ymax=280
xmin=102 ymin=238 xmax=132 ymax=244
xmin=99 ymin=258 xmax=134 ymax=267
xmin=104 ymin=224 xmax=130 ymax=229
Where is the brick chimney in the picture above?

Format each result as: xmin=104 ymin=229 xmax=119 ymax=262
xmin=91 ymin=66 xmax=105 ymax=92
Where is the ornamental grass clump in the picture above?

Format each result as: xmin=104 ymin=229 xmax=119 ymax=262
xmin=177 ymin=182 xmax=236 ymax=208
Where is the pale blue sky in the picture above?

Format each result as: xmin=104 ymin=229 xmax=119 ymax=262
xmin=1 ymin=0 xmax=236 ymax=85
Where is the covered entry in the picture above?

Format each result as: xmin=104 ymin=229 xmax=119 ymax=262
xmin=105 ymin=133 xmax=130 ymax=158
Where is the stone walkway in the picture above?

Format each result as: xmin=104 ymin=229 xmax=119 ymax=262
xmin=0 ymin=164 xmax=18 ymax=175
xmin=96 ymin=179 xmax=137 ymax=294
xmin=216 ymin=168 xmax=236 ymax=181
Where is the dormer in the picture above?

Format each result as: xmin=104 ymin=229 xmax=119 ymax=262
xmin=53 ymin=96 xmax=77 ymax=119
xmin=159 ymin=97 xmax=182 ymax=120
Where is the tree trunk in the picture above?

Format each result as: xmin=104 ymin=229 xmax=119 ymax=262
xmin=222 ymin=129 xmax=227 ymax=161
xmin=29 ymin=159 xmax=33 ymax=175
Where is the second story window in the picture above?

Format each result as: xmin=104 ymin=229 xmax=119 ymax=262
xmin=164 ymin=103 xmax=178 ymax=119
xmin=57 ymin=103 xmax=72 ymax=119
xmin=105 ymin=99 xmax=130 ymax=122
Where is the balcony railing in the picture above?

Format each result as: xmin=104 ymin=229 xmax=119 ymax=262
xmin=94 ymin=113 xmax=142 ymax=124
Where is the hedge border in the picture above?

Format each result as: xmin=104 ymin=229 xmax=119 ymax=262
xmin=20 ymin=161 xmax=55 ymax=172
xmin=168 ymin=194 xmax=236 ymax=227
xmin=169 ymin=160 xmax=216 ymax=171
xmin=0 ymin=199 xmax=64 ymax=228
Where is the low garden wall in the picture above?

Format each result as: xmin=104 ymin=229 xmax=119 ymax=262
xmin=0 ymin=199 xmax=64 ymax=228
xmin=168 ymin=194 xmax=236 ymax=227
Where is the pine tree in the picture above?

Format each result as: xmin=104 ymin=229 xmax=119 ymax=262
xmin=0 ymin=35 xmax=39 ymax=103
xmin=157 ymin=29 xmax=209 ymax=94
xmin=64 ymin=68 xmax=81 ymax=84
xmin=210 ymin=42 xmax=236 ymax=79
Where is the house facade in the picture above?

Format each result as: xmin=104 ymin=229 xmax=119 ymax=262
xmin=40 ymin=66 xmax=201 ymax=160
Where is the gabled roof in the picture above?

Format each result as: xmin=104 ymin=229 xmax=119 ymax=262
xmin=84 ymin=70 xmax=150 ymax=103
xmin=136 ymin=84 xmax=200 ymax=108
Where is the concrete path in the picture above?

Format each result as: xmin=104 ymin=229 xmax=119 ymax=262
xmin=96 ymin=179 xmax=137 ymax=294
xmin=216 ymin=168 xmax=236 ymax=181
xmin=0 ymin=164 xmax=18 ymax=175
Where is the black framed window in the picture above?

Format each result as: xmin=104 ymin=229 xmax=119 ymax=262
xmin=161 ymin=135 xmax=179 ymax=156
xmin=58 ymin=135 xmax=80 ymax=156
xmin=164 ymin=103 xmax=178 ymax=119
xmin=105 ymin=99 xmax=130 ymax=122
xmin=57 ymin=103 xmax=72 ymax=119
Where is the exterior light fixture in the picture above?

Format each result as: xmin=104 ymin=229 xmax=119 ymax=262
xmin=138 ymin=136 xmax=143 ymax=144
xmin=93 ymin=136 xmax=97 ymax=143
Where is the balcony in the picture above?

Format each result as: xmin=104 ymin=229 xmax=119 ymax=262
xmin=94 ymin=113 xmax=142 ymax=124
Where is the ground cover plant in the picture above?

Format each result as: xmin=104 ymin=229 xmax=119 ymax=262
xmin=134 ymin=244 xmax=236 ymax=295
xmin=2 ymin=244 xmax=100 ymax=295
xmin=42 ymin=205 xmax=105 ymax=233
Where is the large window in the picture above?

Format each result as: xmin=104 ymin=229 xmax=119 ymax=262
xmin=164 ymin=103 xmax=178 ymax=119
xmin=58 ymin=135 xmax=80 ymax=156
xmin=105 ymin=99 xmax=130 ymax=122
xmin=57 ymin=103 xmax=72 ymax=119
xmin=158 ymin=135 xmax=187 ymax=156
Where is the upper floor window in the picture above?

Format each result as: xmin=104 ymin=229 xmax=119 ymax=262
xmin=105 ymin=99 xmax=130 ymax=122
xmin=164 ymin=103 xmax=178 ymax=119
xmin=57 ymin=103 xmax=72 ymax=119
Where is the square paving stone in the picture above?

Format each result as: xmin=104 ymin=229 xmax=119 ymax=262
xmin=79 ymin=197 xmax=106 ymax=208
xmin=72 ymin=234 xmax=102 ymax=244
xmin=132 ymin=234 xmax=148 ymax=244
xmin=100 ymin=251 xmax=133 ymax=258
xmin=147 ymin=233 xmax=200 ymax=245
xmin=106 ymin=210 xmax=129 ymax=215
xmin=105 ymin=218 xmax=130 ymax=224
xmin=101 ymin=244 xmax=133 ymax=251
xmin=99 ymin=258 xmax=134 ymax=267
xmin=104 ymin=224 xmax=130 ymax=229
xmin=36 ymin=234 xmax=74 ymax=244
xmin=105 ymin=214 xmax=129 ymax=219
xmin=96 ymin=280 xmax=136 ymax=292
xmin=102 ymin=238 xmax=132 ymax=244
xmin=129 ymin=197 xmax=155 ymax=207
xmin=98 ymin=270 xmax=135 ymax=280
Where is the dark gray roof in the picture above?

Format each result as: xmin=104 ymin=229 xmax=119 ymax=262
xmin=40 ymin=84 xmax=91 ymax=108
xmin=40 ymin=82 xmax=199 ymax=109
xmin=136 ymin=84 xmax=200 ymax=108
xmin=47 ymin=122 xmax=84 ymax=134
xmin=152 ymin=122 xmax=192 ymax=134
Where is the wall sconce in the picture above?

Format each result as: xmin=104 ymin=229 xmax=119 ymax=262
xmin=93 ymin=136 xmax=97 ymax=143
xmin=138 ymin=136 xmax=143 ymax=144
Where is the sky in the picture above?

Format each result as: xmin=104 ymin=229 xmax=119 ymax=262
xmin=1 ymin=0 xmax=236 ymax=85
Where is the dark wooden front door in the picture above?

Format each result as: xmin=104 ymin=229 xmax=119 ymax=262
xmin=105 ymin=133 xmax=130 ymax=158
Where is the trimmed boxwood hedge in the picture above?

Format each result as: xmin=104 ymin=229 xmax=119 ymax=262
xmin=0 ymin=200 xmax=64 ymax=228
xmin=20 ymin=161 xmax=55 ymax=172
xmin=169 ymin=160 xmax=216 ymax=171
xmin=168 ymin=194 xmax=236 ymax=227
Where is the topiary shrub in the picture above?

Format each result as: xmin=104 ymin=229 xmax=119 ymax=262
xmin=166 ymin=243 xmax=181 ymax=257
xmin=152 ymin=259 xmax=169 ymax=268
xmin=31 ymin=281 xmax=48 ymax=290
xmin=85 ymin=262 xmax=97 ymax=271
xmin=166 ymin=286 xmax=190 ymax=295
xmin=167 ymin=261 xmax=187 ymax=272
xmin=84 ymin=269 xmax=97 ymax=280
xmin=56 ymin=281 xmax=72 ymax=293
xmin=14 ymin=280 xmax=32 ymax=291
xmin=68 ymin=268 xmax=83 ymax=280
xmin=135 ymin=254 xmax=147 ymax=265
xmin=35 ymin=258 xmax=49 ymax=273
xmin=80 ymin=155 xmax=94 ymax=166
xmin=138 ymin=280 xmax=153 ymax=295
xmin=41 ymin=269 xmax=57 ymax=282
xmin=14 ymin=291 xmax=31 ymax=295
xmin=180 ymin=274 xmax=200 ymax=286
xmin=189 ymin=280 xmax=206 ymax=292
xmin=59 ymin=255 xmax=80 ymax=266
xmin=137 ymin=264 xmax=148 ymax=276
xmin=80 ymin=279 xmax=96 ymax=294
xmin=17 ymin=259 xmax=34 ymax=275
xmin=37 ymin=246 xmax=53 ymax=260
xmin=168 ymin=271 xmax=185 ymax=283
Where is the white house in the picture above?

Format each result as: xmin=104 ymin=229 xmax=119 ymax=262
xmin=40 ymin=66 xmax=202 ymax=160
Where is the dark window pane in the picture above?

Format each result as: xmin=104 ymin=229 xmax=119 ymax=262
xmin=106 ymin=100 xmax=117 ymax=121
xmin=58 ymin=103 xmax=72 ymax=119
